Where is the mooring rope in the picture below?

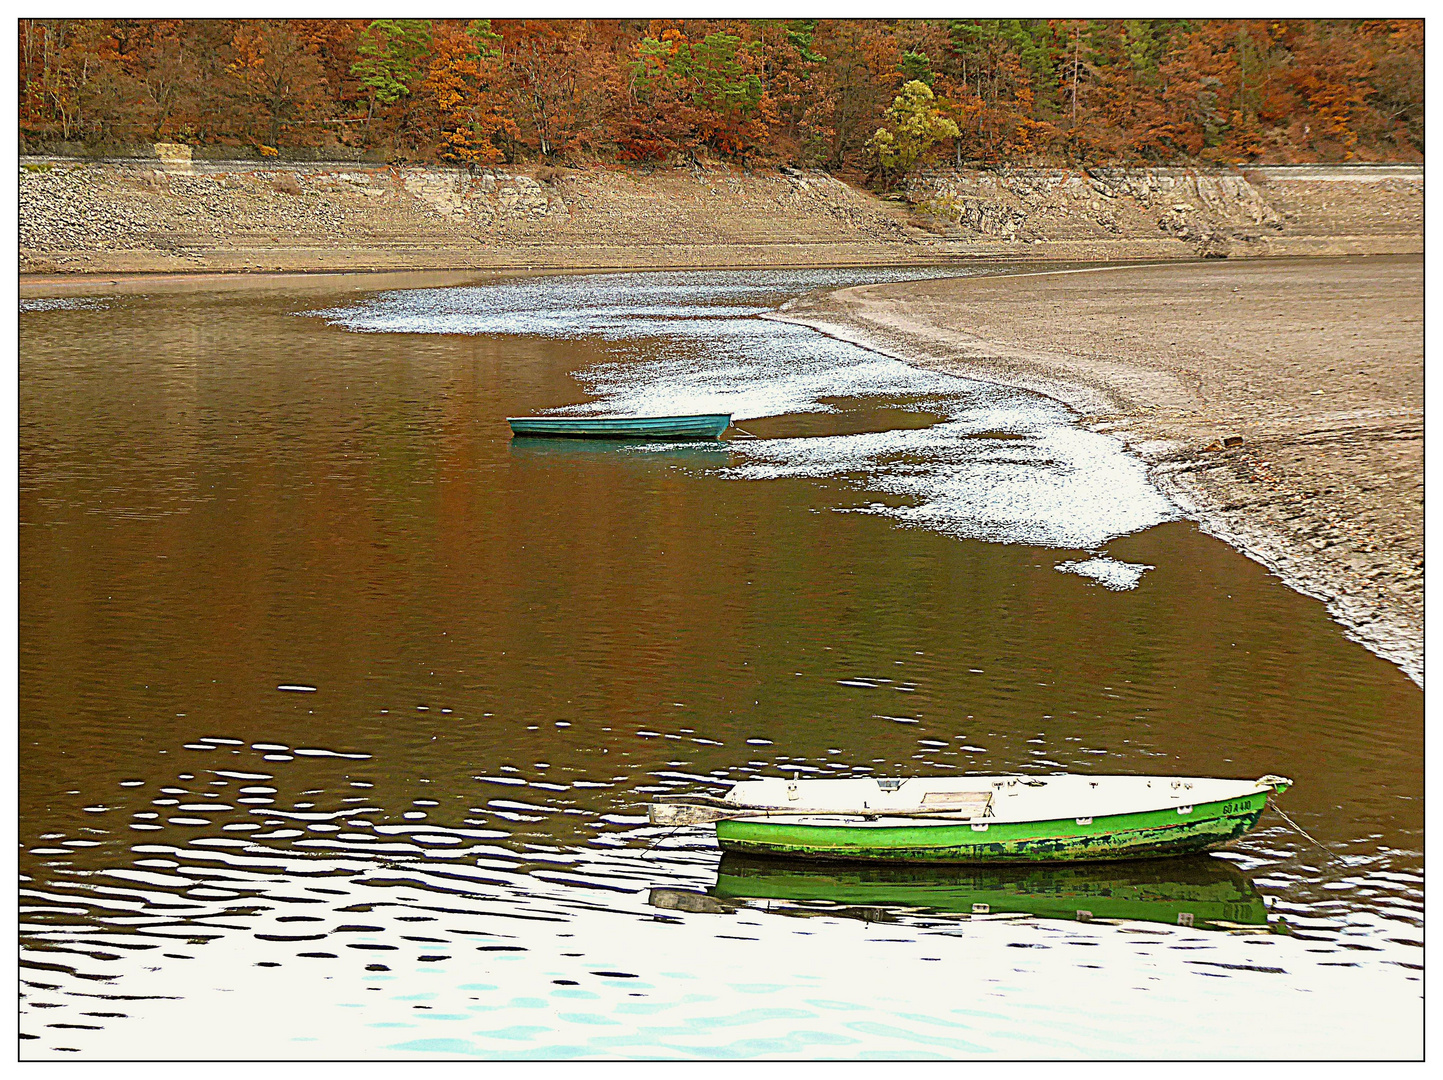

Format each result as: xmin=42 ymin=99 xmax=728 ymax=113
xmin=1271 ymin=802 xmax=1336 ymax=861
xmin=641 ymin=824 xmax=684 ymax=859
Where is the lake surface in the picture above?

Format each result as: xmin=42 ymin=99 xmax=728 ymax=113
xmin=19 ymin=268 xmax=1423 ymax=1058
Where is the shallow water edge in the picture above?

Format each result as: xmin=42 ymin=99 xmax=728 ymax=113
xmin=764 ymin=261 xmax=1424 ymax=689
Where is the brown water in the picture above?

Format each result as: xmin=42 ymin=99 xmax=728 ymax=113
xmin=19 ymin=270 xmax=1422 ymax=1058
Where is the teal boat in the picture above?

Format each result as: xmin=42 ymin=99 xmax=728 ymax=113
xmin=507 ymin=413 xmax=732 ymax=440
xmin=648 ymin=773 xmax=1293 ymax=864
xmin=650 ymin=854 xmax=1269 ymax=930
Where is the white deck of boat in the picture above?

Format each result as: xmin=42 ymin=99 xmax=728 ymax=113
xmin=721 ymin=774 xmax=1270 ymax=824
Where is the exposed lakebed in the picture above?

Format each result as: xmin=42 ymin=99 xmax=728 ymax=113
xmin=19 ymin=268 xmax=1421 ymax=1058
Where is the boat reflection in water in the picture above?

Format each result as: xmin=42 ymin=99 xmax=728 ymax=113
xmin=650 ymin=854 xmax=1269 ymax=931
xmin=507 ymin=436 xmax=732 ymax=466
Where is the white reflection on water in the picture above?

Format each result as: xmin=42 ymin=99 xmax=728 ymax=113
xmin=18 ymin=735 xmax=1423 ymax=1059
xmin=19 ymin=739 xmax=1424 ymax=1059
xmin=20 ymin=296 xmax=109 ymax=313
xmin=1055 ymin=556 xmax=1157 ymax=591
xmin=316 ymin=270 xmax=1178 ymax=552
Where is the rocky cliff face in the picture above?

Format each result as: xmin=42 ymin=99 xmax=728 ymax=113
xmin=906 ymin=164 xmax=1421 ymax=258
xmin=397 ymin=167 xmax=569 ymax=225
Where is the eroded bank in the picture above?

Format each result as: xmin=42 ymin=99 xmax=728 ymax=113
xmin=20 ymin=153 xmax=1422 ymax=276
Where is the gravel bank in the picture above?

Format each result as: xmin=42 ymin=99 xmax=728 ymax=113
xmin=20 ymin=157 xmax=1422 ymax=275
xmin=771 ymin=256 xmax=1423 ymax=686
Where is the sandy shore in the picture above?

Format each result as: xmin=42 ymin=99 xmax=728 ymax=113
xmin=771 ymin=255 xmax=1423 ymax=686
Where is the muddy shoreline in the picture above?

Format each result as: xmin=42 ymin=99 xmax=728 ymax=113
xmin=769 ymin=256 xmax=1423 ymax=687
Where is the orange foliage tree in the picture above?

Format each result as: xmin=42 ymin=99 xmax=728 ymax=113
xmin=226 ymin=19 xmax=330 ymax=149
xmin=499 ymin=19 xmax=612 ymax=160
xmin=419 ymin=20 xmax=516 ymax=164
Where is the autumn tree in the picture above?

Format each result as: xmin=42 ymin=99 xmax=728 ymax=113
xmin=352 ymin=18 xmax=431 ymax=147
xmin=868 ymin=79 xmax=959 ymax=185
xmin=941 ymin=20 xmax=1055 ymax=161
xmin=419 ymin=19 xmax=516 ymax=164
xmin=1361 ymin=20 xmax=1424 ymax=154
xmin=813 ymin=20 xmax=902 ymax=169
xmin=298 ymin=19 xmax=365 ymax=146
xmin=751 ymin=19 xmax=833 ymax=163
xmin=18 ymin=19 xmax=126 ymax=143
xmin=501 ymin=19 xmax=605 ymax=159
xmin=14 ymin=17 xmax=1426 ymax=168
xmin=119 ymin=20 xmax=198 ymax=140
xmin=614 ymin=23 xmax=774 ymax=162
xmin=691 ymin=29 xmax=774 ymax=159
xmin=1285 ymin=20 xmax=1377 ymax=160
xmin=616 ymin=27 xmax=703 ymax=161
xmin=227 ymin=20 xmax=330 ymax=149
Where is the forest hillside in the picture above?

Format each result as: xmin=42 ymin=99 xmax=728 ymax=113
xmin=19 ymin=18 xmax=1425 ymax=179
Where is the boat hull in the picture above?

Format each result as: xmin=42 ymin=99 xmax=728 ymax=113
xmin=714 ymin=790 xmax=1269 ymax=864
xmin=507 ymin=413 xmax=732 ymax=440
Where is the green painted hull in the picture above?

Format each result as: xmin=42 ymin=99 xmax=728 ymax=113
xmin=712 ymin=855 xmax=1268 ymax=929
xmin=714 ymin=791 xmax=1269 ymax=864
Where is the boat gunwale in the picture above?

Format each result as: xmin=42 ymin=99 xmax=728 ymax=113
xmin=691 ymin=774 xmax=1283 ymax=826
xmin=505 ymin=413 xmax=733 ymax=424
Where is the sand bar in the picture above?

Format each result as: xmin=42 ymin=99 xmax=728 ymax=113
xmin=772 ymin=255 xmax=1423 ymax=686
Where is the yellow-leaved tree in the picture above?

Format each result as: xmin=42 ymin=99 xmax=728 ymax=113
xmin=867 ymin=79 xmax=959 ymax=187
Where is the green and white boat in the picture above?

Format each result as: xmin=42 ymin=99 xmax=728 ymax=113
xmin=648 ymin=773 xmax=1293 ymax=864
